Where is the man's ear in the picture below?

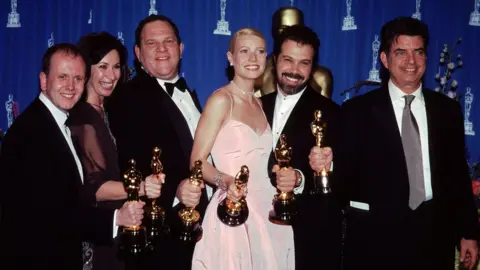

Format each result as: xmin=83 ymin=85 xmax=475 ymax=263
xmin=134 ymin=45 xmax=141 ymax=61
xmin=380 ymin=52 xmax=388 ymax=69
xmin=39 ymin=72 xmax=47 ymax=92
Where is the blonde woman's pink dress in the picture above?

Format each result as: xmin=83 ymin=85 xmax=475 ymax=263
xmin=192 ymin=119 xmax=295 ymax=270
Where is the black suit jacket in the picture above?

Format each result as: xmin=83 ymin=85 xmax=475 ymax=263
xmin=337 ymin=87 xmax=478 ymax=270
xmin=0 ymin=98 xmax=114 ymax=270
xmin=261 ymin=86 xmax=343 ymax=270
xmin=105 ymin=68 xmax=208 ymax=270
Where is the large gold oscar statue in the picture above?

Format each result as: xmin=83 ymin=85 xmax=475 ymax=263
xmin=254 ymin=7 xmax=333 ymax=99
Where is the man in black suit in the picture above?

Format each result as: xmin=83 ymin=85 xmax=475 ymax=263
xmin=337 ymin=17 xmax=478 ymax=270
xmin=261 ymin=25 xmax=343 ymax=270
xmin=0 ymin=43 xmax=143 ymax=269
xmin=106 ymin=15 xmax=210 ymax=270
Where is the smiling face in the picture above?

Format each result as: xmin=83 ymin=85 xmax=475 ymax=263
xmin=135 ymin=20 xmax=183 ymax=80
xmin=87 ymin=49 xmax=121 ymax=100
xmin=227 ymin=34 xmax=267 ymax=80
xmin=275 ymin=39 xmax=313 ymax=95
xmin=40 ymin=52 xmax=86 ymax=112
xmin=380 ymin=35 xmax=426 ymax=94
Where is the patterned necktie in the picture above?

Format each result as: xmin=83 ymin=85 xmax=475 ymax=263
xmin=401 ymin=95 xmax=425 ymax=210
xmin=164 ymin=77 xmax=188 ymax=97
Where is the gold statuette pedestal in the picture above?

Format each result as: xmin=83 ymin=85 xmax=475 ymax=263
xmin=171 ymin=160 xmax=203 ymax=243
xmin=310 ymin=110 xmax=331 ymax=194
xmin=119 ymin=159 xmax=147 ymax=257
xmin=269 ymin=134 xmax=297 ymax=225
xmin=217 ymin=165 xmax=250 ymax=227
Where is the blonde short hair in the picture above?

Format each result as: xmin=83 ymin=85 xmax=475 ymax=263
xmin=229 ymin=28 xmax=266 ymax=53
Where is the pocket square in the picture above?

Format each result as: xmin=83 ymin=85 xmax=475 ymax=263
xmin=350 ymin=201 xmax=369 ymax=211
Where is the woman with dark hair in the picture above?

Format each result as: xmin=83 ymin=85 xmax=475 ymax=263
xmin=67 ymin=32 xmax=163 ymax=270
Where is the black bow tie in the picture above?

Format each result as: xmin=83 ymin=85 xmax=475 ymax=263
xmin=164 ymin=77 xmax=189 ymax=97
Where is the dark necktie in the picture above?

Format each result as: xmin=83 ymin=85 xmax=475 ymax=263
xmin=164 ymin=77 xmax=188 ymax=97
xmin=401 ymin=95 xmax=425 ymax=210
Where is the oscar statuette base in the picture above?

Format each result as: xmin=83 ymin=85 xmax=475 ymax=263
xmin=170 ymin=208 xmax=203 ymax=243
xmin=217 ymin=198 xmax=249 ymax=227
xmin=310 ymin=172 xmax=331 ymax=195
xmin=268 ymin=193 xmax=297 ymax=225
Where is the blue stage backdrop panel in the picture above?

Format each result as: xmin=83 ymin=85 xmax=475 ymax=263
xmin=1 ymin=0 xmax=479 ymax=165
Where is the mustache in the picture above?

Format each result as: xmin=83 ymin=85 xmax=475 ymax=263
xmin=281 ymin=72 xmax=304 ymax=81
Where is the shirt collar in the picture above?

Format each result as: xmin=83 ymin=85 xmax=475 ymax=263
xmin=388 ymin=79 xmax=424 ymax=105
xmin=156 ymin=75 xmax=180 ymax=90
xmin=39 ymin=92 xmax=68 ymax=128
xmin=275 ymin=84 xmax=307 ymax=103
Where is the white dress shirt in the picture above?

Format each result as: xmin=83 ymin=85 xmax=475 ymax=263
xmin=272 ymin=87 xmax=307 ymax=193
xmin=156 ymin=76 xmax=213 ymax=203
xmin=388 ymin=80 xmax=432 ymax=201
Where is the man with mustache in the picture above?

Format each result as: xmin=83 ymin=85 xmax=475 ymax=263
xmin=261 ymin=25 xmax=343 ymax=270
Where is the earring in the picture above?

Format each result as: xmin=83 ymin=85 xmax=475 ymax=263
xmin=230 ymin=62 xmax=233 ymax=66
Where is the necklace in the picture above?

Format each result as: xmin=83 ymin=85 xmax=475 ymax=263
xmin=230 ymin=80 xmax=255 ymax=96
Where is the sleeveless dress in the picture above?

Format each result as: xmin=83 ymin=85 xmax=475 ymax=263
xmin=192 ymin=95 xmax=295 ymax=270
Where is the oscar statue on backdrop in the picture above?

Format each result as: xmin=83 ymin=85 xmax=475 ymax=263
xmin=117 ymin=32 xmax=124 ymax=45
xmin=48 ymin=32 xmax=55 ymax=48
xmin=269 ymin=134 xmax=297 ymax=225
xmin=310 ymin=110 xmax=331 ymax=194
xmin=6 ymin=0 xmax=21 ymax=28
xmin=119 ymin=159 xmax=147 ymax=258
xmin=5 ymin=94 xmax=18 ymax=130
xmin=213 ymin=0 xmax=231 ymax=36
xmin=411 ymin=0 xmax=422 ymax=20
xmin=470 ymin=0 xmax=480 ymax=26
xmin=217 ymin=165 xmax=250 ymax=226
xmin=149 ymin=0 xmax=158 ymax=15
xmin=87 ymin=9 xmax=92 ymax=24
xmin=145 ymin=147 xmax=167 ymax=248
xmin=368 ymin=35 xmax=381 ymax=82
xmin=254 ymin=6 xmax=334 ymax=99
xmin=171 ymin=160 xmax=203 ymax=242
xmin=342 ymin=0 xmax=357 ymax=31
xmin=465 ymin=87 xmax=476 ymax=136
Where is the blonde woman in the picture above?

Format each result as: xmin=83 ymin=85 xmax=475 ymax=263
xmin=191 ymin=28 xmax=294 ymax=270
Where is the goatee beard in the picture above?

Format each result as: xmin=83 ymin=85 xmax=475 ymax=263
xmin=278 ymin=80 xmax=308 ymax=95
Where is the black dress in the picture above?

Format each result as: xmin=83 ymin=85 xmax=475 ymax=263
xmin=67 ymin=101 xmax=124 ymax=270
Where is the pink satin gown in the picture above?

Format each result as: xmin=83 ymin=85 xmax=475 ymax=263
xmin=192 ymin=118 xmax=295 ymax=270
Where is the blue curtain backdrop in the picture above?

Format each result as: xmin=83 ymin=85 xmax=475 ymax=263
xmin=1 ymin=0 xmax=479 ymax=165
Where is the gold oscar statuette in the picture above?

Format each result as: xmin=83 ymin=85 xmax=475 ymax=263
xmin=172 ymin=160 xmax=203 ymax=242
xmin=119 ymin=159 xmax=147 ymax=257
xmin=310 ymin=110 xmax=331 ymax=194
xmin=269 ymin=134 xmax=297 ymax=225
xmin=217 ymin=165 xmax=250 ymax=227
xmin=145 ymin=147 xmax=168 ymax=247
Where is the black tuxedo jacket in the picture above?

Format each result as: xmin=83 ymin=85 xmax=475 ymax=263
xmin=106 ymin=68 xmax=208 ymax=270
xmin=337 ymin=87 xmax=479 ymax=270
xmin=0 ymin=98 xmax=114 ymax=270
xmin=261 ymin=86 xmax=343 ymax=270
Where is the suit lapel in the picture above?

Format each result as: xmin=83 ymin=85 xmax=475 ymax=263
xmin=189 ymin=89 xmax=202 ymax=113
xmin=154 ymin=81 xmax=194 ymax=163
xmin=423 ymin=90 xmax=439 ymax=194
xmin=262 ymin=92 xmax=276 ymax=128
xmin=35 ymin=99 xmax=83 ymax=186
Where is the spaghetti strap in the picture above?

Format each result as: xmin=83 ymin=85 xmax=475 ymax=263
xmin=225 ymin=89 xmax=234 ymax=120
xmin=254 ymin=97 xmax=268 ymax=123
